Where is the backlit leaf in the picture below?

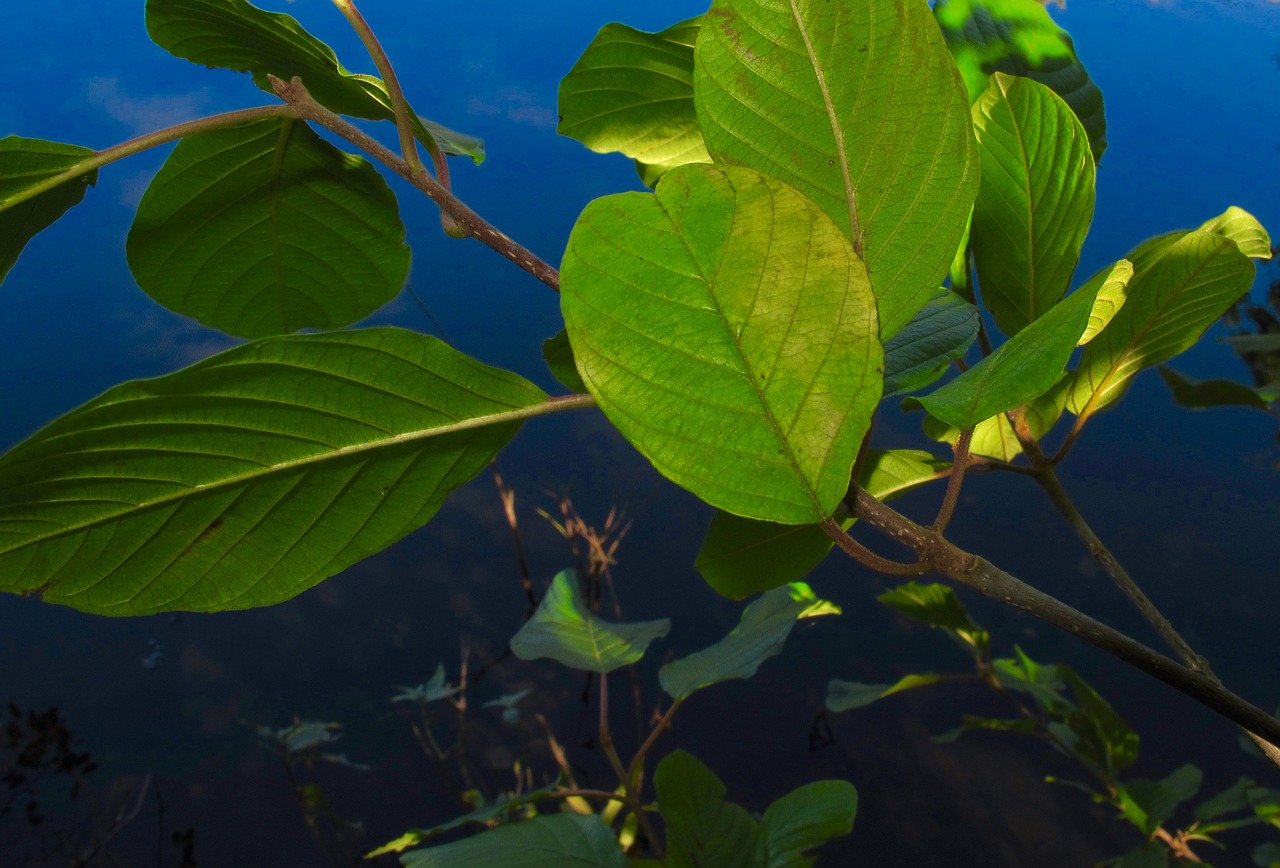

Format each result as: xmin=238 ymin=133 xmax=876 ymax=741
xmin=127 ymin=118 xmax=410 ymax=338
xmin=877 ymin=581 xmax=989 ymax=655
xmin=695 ymin=0 xmax=978 ymax=337
xmin=0 ymin=329 xmax=547 ymax=615
xmin=399 ymin=814 xmax=627 ymax=868
xmin=921 ymin=373 xmax=1068 ymax=461
xmin=1076 ymin=260 xmax=1134 ymax=346
xmin=0 ymin=137 xmax=97 ymax=286
xmin=825 ymin=674 xmax=947 ymax=712
xmin=1198 ymin=206 xmax=1272 ymax=260
xmin=882 ymin=289 xmax=980 ymax=397
xmin=561 ymin=164 xmax=881 ymax=525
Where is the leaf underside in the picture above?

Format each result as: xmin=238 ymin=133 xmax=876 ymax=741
xmin=0 ymin=136 xmax=98 ymax=286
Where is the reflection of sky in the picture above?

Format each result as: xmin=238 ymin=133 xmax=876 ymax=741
xmin=2 ymin=1 xmax=1280 ymax=865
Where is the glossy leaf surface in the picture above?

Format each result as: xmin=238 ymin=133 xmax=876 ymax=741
xmin=127 ymin=118 xmax=410 ymax=338
xmin=970 ymin=74 xmax=1095 ymax=336
xmin=145 ymin=0 xmax=484 ymax=161
xmin=882 ymin=289 xmax=980 ymax=397
xmin=755 ymin=780 xmax=857 ymax=868
xmin=558 ymin=17 xmax=710 ymax=184
xmin=659 ymin=583 xmax=837 ymax=700
xmin=826 ymin=674 xmax=947 ymax=712
xmin=562 ymin=164 xmax=881 ymax=525
xmin=0 ymin=137 xmax=97 ymax=286
xmin=695 ymin=0 xmax=978 ymax=337
xmin=399 ymin=814 xmax=627 ymax=868
xmin=510 ymin=569 xmax=670 ymax=674
xmin=0 ymin=329 xmax=546 ymax=615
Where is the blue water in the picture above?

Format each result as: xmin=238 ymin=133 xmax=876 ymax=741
xmin=2 ymin=1 xmax=1279 ymax=865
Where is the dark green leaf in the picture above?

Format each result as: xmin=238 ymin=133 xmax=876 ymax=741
xmin=933 ymin=715 xmax=1040 ymax=743
xmin=1058 ymin=667 xmax=1140 ymax=776
xmin=558 ymin=17 xmax=709 ymax=184
xmin=882 ymin=289 xmax=980 ymax=397
xmin=655 ymin=751 xmax=758 ymax=868
xmin=695 ymin=0 xmax=978 ymax=337
xmin=1194 ymin=777 xmax=1258 ymax=823
xmin=1116 ymin=764 xmax=1202 ymax=835
xmin=755 ymin=780 xmax=857 ymax=867
xmin=1104 ymin=842 xmax=1169 ymax=868
xmin=145 ymin=0 xmax=483 ymax=161
xmin=970 ymin=73 xmax=1095 ymax=336
xmin=510 ymin=569 xmax=669 ymax=674
xmin=542 ymin=330 xmax=588 ymax=394
xmin=877 ymin=582 xmax=989 ymax=655
xmin=1159 ymin=368 xmax=1274 ymax=410
xmin=399 ymin=814 xmax=627 ymax=868
xmin=126 ymin=118 xmax=410 ymax=338
xmin=0 ymin=137 xmax=97 ymax=286
xmin=660 ymin=583 xmax=838 ymax=701
xmin=825 ymin=675 xmax=947 ymax=713
xmin=0 ymin=329 xmax=546 ymax=615
xmin=934 ymin=0 xmax=1107 ymax=162
xmin=1256 ymin=843 xmax=1280 ymax=868
xmin=562 ymin=164 xmax=881 ymax=524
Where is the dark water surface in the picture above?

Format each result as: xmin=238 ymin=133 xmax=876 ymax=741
xmin=2 ymin=1 xmax=1280 ymax=865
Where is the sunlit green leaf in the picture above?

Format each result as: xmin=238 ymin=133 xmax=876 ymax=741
xmin=1077 ymin=260 xmax=1135 ymax=346
xmin=882 ymin=289 xmax=980 ymax=397
xmin=562 ymin=164 xmax=881 ymax=525
xmin=921 ymin=373 xmax=1068 ymax=461
xmin=0 ymin=137 xmax=97 ymax=286
xmin=877 ymin=582 xmax=990 ymax=655
xmin=1159 ymin=367 xmax=1274 ymax=411
xmin=1068 ymin=229 xmax=1256 ymax=417
xmin=695 ymin=0 xmax=978 ymax=337
xmin=1198 ymin=206 xmax=1272 ymax=260
xmin=558 ymin=17 xmax=710 ymax=185
xmin=660 ymin=583 xmax=837 ymax=701
xmin=656 ymin=751 xmax=758 ymax=868
xmin=510 ymin=569 xmax=669 ymax=674
xmin=695 ymin=450 xmax=949 ymax=600
xmin=1115 ymin=764 xmax=1202 ymax=836
xmin=0 ymin=329 xmax=547 ymax=615
xmin=825 ymin=674 xmax=947 ymax=713
xmin=970 ymin=73 xmax=1095 ymax=336
xmin=399 ymin=814 xmax=627 ymax=868
xmin=755 ymin=780 xmax=857 ymax=868
xmin=934 ymin=0 xmax=1107 ymax=162
xmin=127 ymin=118 xmax=410 ymax=338
xmin=145 ymin=0 xmax=484 ymax=161
xmin=542 ymin=330 xmax=588 ymax=394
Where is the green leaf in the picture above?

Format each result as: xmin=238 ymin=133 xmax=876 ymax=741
xmin=510 ymin=569 xmax=669 ymax=674
xmin=825 ymin=674 xmax=947 ymax=713
xmin=1060 ymin=668 xmax=1139 ymax=774
xmin=882 ymin=289 xmax=980 ymax=397
xmin=1105 ymin=842 xmax=1169 ymax=868
xmin=933 ymin=0 xmax=1107 ymax=162
xmin=1255 ymin=843 xmax=1280 ymax=868
xmin=1068 ymin=229 xmax=1256 ymax=417
xmin=755 ymin=780 xmax=857 ymax=868
xmin=655 ymin=751 xmax=759 ymax=868
xmin=933 ymin=714 xmax=1041 ymax=743
xmin=1198 ymin=206 xmax=1272 ymax=260
xmin=694 ymin=0 xmax=978 ymax=337
xmin=399 ymin=814 xmax=627 ymax=868
xmin=920 ymin=373 xmax=1068 ymax=461
xmin=391 ymin=664 xmax=460 ymax=705
xmin=1159 ymin=368 xmax=1274 ymax=411
xmin=659 ymin=583 xmax=838 ymax=701
xmin=695 ymin=450 xmax=948 ymax=600
xmin=919 ymin=262 xmax=1112 ymax=429
xmin=558 ymin=17 xmax=710 ymax=184
xmin=126 ymin=118 xmax=410 ymax=339
xmin=970 ymin=73 xmax=1096 ymax=337
xmin=1116 ymin=764 xmax=1202 ymax=836
xmin=991 ymin=648 xmax=1071 ymax=712
xmin=561 ymin=164 xmax=881 ymax=525
xmin=542 ymin=330 xmax=588 ymax=394
xmin=0 ymin=329 xmax=547 ymax=615
xmin=1226 ymin=333 xmax=1280 ymax=354
xmin=1077 ymin=260 xmax=1135 ymax=346
xmin=145 ymin=0 xmax=484 ymax=162
xmin=876 ymin=582 xmax=989 ymax=655
xmin=0 ymin=137 xmax=98 ymax=286
xmin=1194 ymin=777 xmax=1258 ymax=823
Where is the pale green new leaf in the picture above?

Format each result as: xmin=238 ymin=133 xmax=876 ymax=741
xmin=1068 ymin=229 xmax=1256 ymax=416
xmin=558 ymin=17 xmax=710 ymax=185
xmin=1198 ymin=206 xmax=1272 ymax=259
xmin=0 ymin=137 xmax=97 ymax=286
xmin=1077 ymin=260 xmax=1134 ymax=345
xmin=561 ymin=164 xmax=881 ymax=525
xmin=921 ymin=373 xmax=1068 ymax=461
xmin=399 ymin=814 xmax=627 ymax=868
xmin=755 ymin=781 xmax=857 ymax=868
xmin=825 ymin=675 xmax=947 ymax=713
xmin=659 ymin=583 xmax=837 ymax=701
xmin=0 ymin=329 xmax=547 ymax=615
xmin=145 ymin=0 xmax=484 ymax=162
xmin=970 ymin=73 xmax=1096 ymax=336
xmin=882 ymin=289 xmax=980 ymax=397
xmin=695 ymin=0 xmax=978 ymax=337
xmin=656 ymin=751 xmax=759 ymax=868
xmin=127 ymin=118 xmax=410 ymax=339
xmin=933 ymin=0 xmax=1107 ymax=162
xmin=510 ymin=569 xmax=670 ymax=674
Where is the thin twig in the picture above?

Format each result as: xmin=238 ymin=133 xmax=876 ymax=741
xmin=820 ymin=517 xmax=927 ymax=576
xmin=933 ymin=426 xmax=974 ymax=532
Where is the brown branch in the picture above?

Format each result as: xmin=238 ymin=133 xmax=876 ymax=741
xmin=820 ymin=517 xmax=927 ymax=576
xmin=933 ymin=426 xmax=974 ymax=532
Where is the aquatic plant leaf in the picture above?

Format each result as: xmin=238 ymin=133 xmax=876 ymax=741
xmin=825 ymin=675 xmax=947 ymax=712
xmin=145 ymin=0 xmax=484 ymax=161
xmin=392 ymin=664 xmax=460 ymax=705
xmin=1198 ymin=206 xmax=1272 ymax=260
xmin=510 ymin=570 xmax=669 ymax=674
xmin=127 ymin=118 xmax=409 ymax=338
xmin=561 ymin=164 xmax=881 ymax=525
xmin=970 ymin=74 xmax=1096 ymax=336
xmin=1115 ymin=765 xmax=1202 ymax=836
xmin=696 ymin=450 xmax=949 ymax=600
xmin=877 ymin=582 xmax=990 ymax=655
xmin=659 ymin=583 xmax=837 ymax=701
xmin=655 ymin=751 xmax=759 ymax=868
xmin=0 ymin=137 xmax=97 ymax=286
xmin=399 ymin=813 xmax=627 ymax=868
xmin=882 ymin=289 xmax=980 ymax=397
xmin=541 ymin=330 xmax=588 ymax=394
xmin=0 ymin=329 xmax=547 ymax=615
xmin=919 ymin=263 xmax=1111 ymax=429
xmin=1076 ymin=261 xmax=1135 ymax=346
xmin=1159 ymin=367 xmax=1275 ymax=411
xmin=558 ymin=17 xmax=709 ymax=185
xmin=933 ymin=0 xmax=1107 ymax=162
xmin=695 ymin=0 xmax=978 ymax=337
xmin=1068 ymin=229 xmax=1255 ymax=417
xmin=755 ymin=780 xmax=857 ymax=868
